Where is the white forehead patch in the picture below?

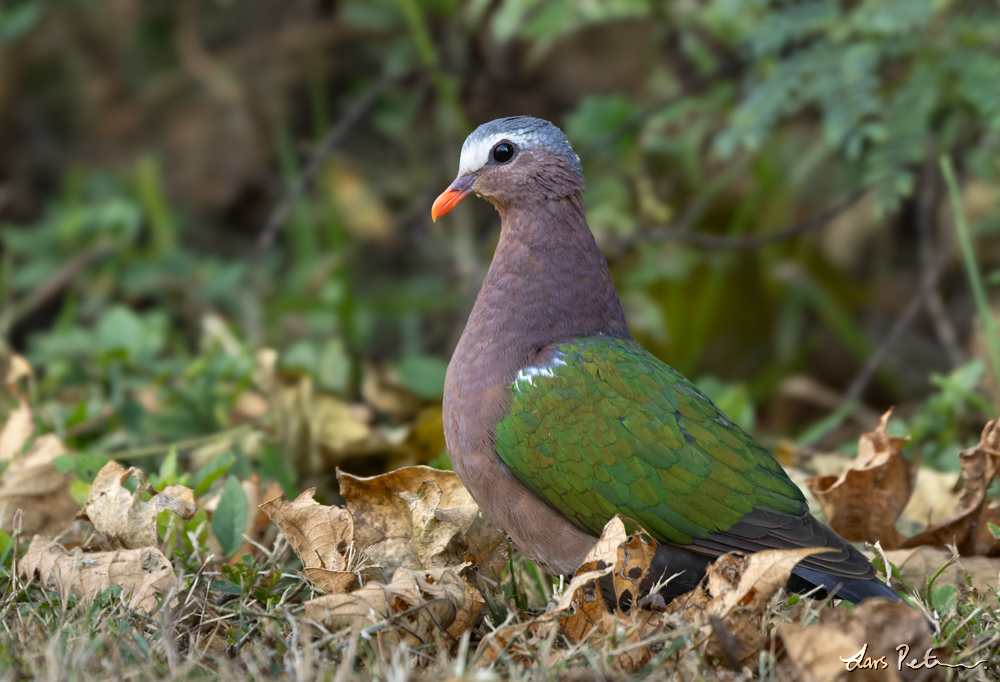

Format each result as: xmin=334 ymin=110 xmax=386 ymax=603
xmin=458 ymin=129 xmax=535 ymax=177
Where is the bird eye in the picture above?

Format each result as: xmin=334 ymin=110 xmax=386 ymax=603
xmin=492 ymin=142 xmax=515 ymax=164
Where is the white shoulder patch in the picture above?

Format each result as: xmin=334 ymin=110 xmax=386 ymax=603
xmin=458 ymin=129 xmax=535 ymax=177
xmin=513 ymin=352 xmax=568 ymax=388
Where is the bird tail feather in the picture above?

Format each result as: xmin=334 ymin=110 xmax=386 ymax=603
xmin=790 ymin=567 xmax=901 ymax=604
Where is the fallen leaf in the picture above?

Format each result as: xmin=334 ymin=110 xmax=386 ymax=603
xmin=899 ymin=467 xmax=961 ymax=530
xmin=231 ymin=389 xmax=269 ymax=422
xmin=4 ymin=353 xmax=32 ymax=389
xmin=338 ymin=466 xmax=507 ymax=580
xmin=884 ymin=546 xmax=1000 ymax=596
xmin=20 ymin=535 xmax=176 ymax=614
xmin=301 ymin=568 xmax=358 ymax=594
xmin=361 ymin=360 xmax=422 ymax=421
xmin=806 ymin=410 xmax=916 ymax=549
xmin=0 ymin=352 xmax=34 ymax=462
xmin=254 ymin=349 xmax=402 ymax=476
xmin=479 ymin=518 xmax=661 ymax=673
xmin=82 ymin=461 xmax=195 ymax=549
xmin=260 ymin=488 xmax=358 ymax=593
xmin=404 ymin=405 xmax=447 ymax=464
xmin=473 ymin=516 xmax=630 ymax=672
xmin=669 ymin=547 xmax=831 ymax=668
xmin=0 ymin=401 xmax=32 ymax=462
xmin=902 ymin=420 xmax=1000 ymax=556
xmin=556 ymin=517 xmax=627 ymax=645
xmin=782 ymin=599 xmax=935 ymax=682
xmin=0 ymin=434 xmax=78 ymax=536
xmin=612 ymin=530 xmax=661 ymax=613
xmin=474 ymin=617 xmax=560 ymax=669
xmin=304 ymin=566 xmax=480 ymax=645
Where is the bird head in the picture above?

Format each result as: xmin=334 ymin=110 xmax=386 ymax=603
xmin=431 ymin=116 xmax=585 ymax=221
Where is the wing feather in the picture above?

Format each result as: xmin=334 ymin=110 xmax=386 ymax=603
xmin=495 ymin=335 xmax=808 ymax=545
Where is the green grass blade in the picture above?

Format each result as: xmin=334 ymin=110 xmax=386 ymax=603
xmin=941 ymin=156 xmax=1000 ymax=404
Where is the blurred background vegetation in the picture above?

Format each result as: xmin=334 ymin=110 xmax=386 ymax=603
xmin=2 ymin=0 xmax=1000 ymax=503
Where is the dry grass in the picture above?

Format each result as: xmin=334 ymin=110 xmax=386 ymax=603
xmin=2 ymin=530 xmax=998 ymax=681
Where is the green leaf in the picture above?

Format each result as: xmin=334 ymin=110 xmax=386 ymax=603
xmin=69 ymin=480 xmax=91 ymax=508
xmin=95 ymin=306 xmax=144 ymax=360
xmin=396 ymin=356 xmax=447 ymax=400
xmin=52 ymin=455 xmax=74 ymax=475
xmin=0 ymin=528 xmax=11 ymax=557
xmin=209 ymin=579 xmax=244 ymax=596
xmin=564 ymin=94 xmax=643 ymax=152
xmin=212 ymin=476 xmax=248 ymax=558
xmin=259 ymin=445 xmax=297 ymax=500
xmin=0 ymin=2 xmax=43 ymax=43
xmin=192 ymin=452 xmax=234 ymax=498
xmin=151 ymin=448 xmax=179 ymax=490
xmin=75 ymin=454 xmax=111 ymax=483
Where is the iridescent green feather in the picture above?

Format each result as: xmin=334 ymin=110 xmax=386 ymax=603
xmin=495 ymin=335 xmax=806 ymax=545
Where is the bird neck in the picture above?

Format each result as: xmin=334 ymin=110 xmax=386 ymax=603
xmin=459 ymin=193 xmax=630 ymax=377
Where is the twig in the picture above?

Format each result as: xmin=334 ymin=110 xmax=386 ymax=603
xmin=254 ymin=72 xmax=403 ymax=258
xmin=636 ymin=190 xmax=865 ymax=251
xmin=225 ymin=621 xmax=260 ymax=658
xmin=0 ymin=238 xmax=115 ymax=337
xmin=333 ymin=628 xmax=360 ymax=682
xmin=833 ymin=218 xmax=954 ymax=414
xmin=916 ymin=152 xmax=963 ymax=367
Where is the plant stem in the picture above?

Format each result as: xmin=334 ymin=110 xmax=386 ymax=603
xmin=107 ymin=422 xmax=259 ymax=460
xmin=940 ymin=156 xmax=1000 ymax=403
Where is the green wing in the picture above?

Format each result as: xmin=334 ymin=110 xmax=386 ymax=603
xmin=495 ymin=335 xmax=806 ymax=546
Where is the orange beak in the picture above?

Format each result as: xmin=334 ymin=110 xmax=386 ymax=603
xmin=431 ymin=173 xmax=477 ymax=221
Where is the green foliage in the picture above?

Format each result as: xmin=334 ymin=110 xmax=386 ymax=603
xmin=711 ymin=0 xmax=1000 ymax=214
xmin=212 ymin=476 xmax=250 ymax=558
xmin=905 ymin=360 xmax=995 ymax=469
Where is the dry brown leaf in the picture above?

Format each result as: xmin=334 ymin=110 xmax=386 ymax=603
xmin=612 ymin=530 xmax=660 ymax=611
xmin=479 ymin=518 xmax=819 ymax=675
xmin=0 ymin=353 xmax=34 ymax=462
xmin=304 ymin=566 xmax=480 ymax=645
xmin=474 ymin=617 xmax=560 ymax=669
xmin=338 ymin=466 xmax=507 ymax=580
xmin=669 ymin=547 xmax=830 ymax=668
xmin=83 ymin=461 xmax=195 ymax=549
xmin=884 ymin=546 xmax=1000 ymax=595
xmin=901 ymin=420 xmax=1000 ymax=556
xmin=312 ymin=394 xmax=380 ymax=455
xmin=400 ymin=479 xmax=467 ymax=569
xmin=899 ymin=467 xmax=961 ymax=529
xmin=556 ymin=517 xmax=627 ymax=645
xmin=0 ymin=401 xmax=32 ymax=462
xmin=301 ymin=568 xmax=358 ymax=594
xmin=475 ymin=518 xmax=629 ymax=670
xmin=404 ymin=406 xmax=447 ymax=464
xmin=254 ymin=349 xmax=402 ymax=476
xmin=20 ymin=535 xmax=176 ymax=614
xmin=806 ymin=410 xmax=916 ymax=549
xmin=514 ymin=518 xmax=661 ymax=674
xmin=260 ymin=488 xmax=358 ymax=594
xmin=781 ymin=599 xmax=936 ymax=682
xmin=361 ymin=360 xmax=422 ymax=421
xmin=0 ymin=434 xmax=78 ymax=536
xmin=4 ymin=353 xmax=32 ymax=390
xmin=231 ymin=389 xmax=269 ymax=422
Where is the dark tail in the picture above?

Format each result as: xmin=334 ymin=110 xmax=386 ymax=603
xmin=790 ymin=566 xmax=901 ymax=603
